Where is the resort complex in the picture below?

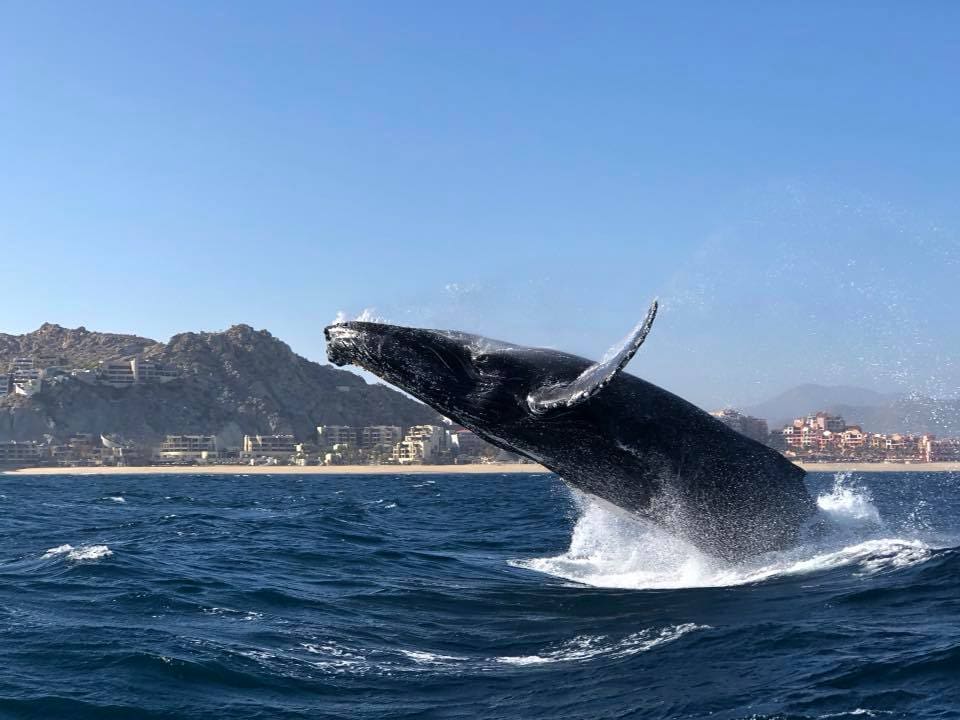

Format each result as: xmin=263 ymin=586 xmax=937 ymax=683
xmin=0 ymin=424 xmax=515 ymax=469
xmin=2 ymin=346 xmax=958 ymax=470
xmin=711 ymin=409 xmax=960 ymax=464
xmin=2 ymin=408 xmax=959 ymax=470
xmin=1 ymin=354 xmax=178 ymax=398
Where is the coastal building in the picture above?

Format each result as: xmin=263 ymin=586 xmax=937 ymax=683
xmin=884 ymin=434 xmax=911 ymax=455
xmin=709 ymin=409 xmax=769 ymax=443
xmin=50 ymin=444 xmax=78 ymax=466
xmin=781 ymin=413 xmax=847 ymax=452
xmin=10 ymin=358 xmax=35 ymax=374
xmin=318 ymin=426 xmax=358 ymax=448
xmin=931 ymin=438 xmax=960 ymax=461
xmin=809 ymin=412 xmax=846 ymax=433
xmin=0 ymin=440 xmax=45 ymax=467
xmin=10 ymin=358 xmax=41 ymax=384
xmin=801 ymin=424 xmax=822 ymax=450
xmin=49 ymin=434 xmax=102 ymax=465
xmin=243 ymin=434 xmax=297 ymax=457
xmin=70 ymin=369 xmax=99 ymax=384
xmin=13 ymin=379 xmax=42 ymax=397
xmin=323 ymin=451 xmax=345 ymax=465
xmin=99 ymin=357 xmax=178 ymax=386
xmin=157 ymin=435 xmax=218 ymax=462
xmin=34 ymin=353 xmax=66 ymax=370
xmin=100 ymin=360 xmax=136 ymax=386
xmin=392 ymin=425 xmax=448 ymax=464
xmin=49 ymin=434 xmax=135 ymax=467
xmin=839 ymin=426 xmax=866 ymax=450
xmin=0 ymin=374 xmax=10 ymax=395
xmin=361 ymin=426 xmax=403 ymax=450
xmin=14 ymin=368 xmax=42 ymax=382
xmin=778 ymin=410 xmax=950 ymax=463
xmin=317 ymin=425 xmax=403 ymax=451
xmin=69 ymin=433 xmax=97 ymax=450
xmin=134 ymin=359 xmax=178 ymax=383
xmin=782 ymin=422 xmax=802 ymax=448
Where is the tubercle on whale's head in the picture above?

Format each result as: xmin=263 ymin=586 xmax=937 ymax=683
xmin=323 ymin=321 xmax=579 ymax=427
xmin=324 ymin=321 xmax=486 ymax=421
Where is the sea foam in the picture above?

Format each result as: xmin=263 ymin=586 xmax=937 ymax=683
xmin=494 ymin=623 xmax=709 ymax=666
xmin=43 ymin=544 xmax=113 ymax=562
xmin=511 ymin=474 xmax=937 ymax=589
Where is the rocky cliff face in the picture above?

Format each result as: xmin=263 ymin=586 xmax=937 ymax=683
xmin=0 ymin=323 xmax=160 ymax=369
xmin=0 ymin=324 xmax=440 ymax=443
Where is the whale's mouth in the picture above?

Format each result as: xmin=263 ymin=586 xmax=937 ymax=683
xmin=324 ymin=324 xmax=364 ymax=367
xmin=324 ymin=322 xmax=396 ymax=372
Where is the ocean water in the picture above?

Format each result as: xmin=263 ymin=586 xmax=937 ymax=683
xmin=0 ymin=471 xmax=958 ymax=719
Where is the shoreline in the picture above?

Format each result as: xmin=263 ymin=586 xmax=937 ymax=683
xmin=2 ymin=461 xmax=960 ymax=476
xmin=793 ymin=461 xmax=960 ymax=473
xmin=0 ymin=462 xmax=551 ymax=476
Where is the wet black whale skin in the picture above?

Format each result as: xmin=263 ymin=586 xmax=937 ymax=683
xmin=325 ymin=321 xmax=815 ymax=561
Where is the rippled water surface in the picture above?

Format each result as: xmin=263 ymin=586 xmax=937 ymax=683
xmin=1 ymin=471 xmax=958 ymax=719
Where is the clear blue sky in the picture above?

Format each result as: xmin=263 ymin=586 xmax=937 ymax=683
xmin=2 ymin=2 xmax=958 ymax=408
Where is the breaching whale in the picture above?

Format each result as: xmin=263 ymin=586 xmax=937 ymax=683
xmin=324 ymin=301 xmax=815 ymax=561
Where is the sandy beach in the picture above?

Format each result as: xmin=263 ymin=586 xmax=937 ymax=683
xmin=3 ymin=461 xmax=960 ymax=476
xmin=1 ymin=462 xmax=551 ymax=476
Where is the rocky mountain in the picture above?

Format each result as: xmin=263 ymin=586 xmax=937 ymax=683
xmin=0 ymin=323 xmax=160 ymax=369
xmin=0 ymin=324 xmax=440 ymax=444
xmin=745 ymin=384 xmax=901 ymax=428
xmin=745 ymin=383 xmax=960 ymax=435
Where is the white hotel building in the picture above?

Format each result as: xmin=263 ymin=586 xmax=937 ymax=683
xmin=392 ymin=425 xmax=448 ymax=464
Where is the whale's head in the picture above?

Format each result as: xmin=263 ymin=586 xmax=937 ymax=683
xmin=324 ymin=321 xmax=571 ymax=427
xmin=324 ymin=301 xmax=657 ymax=431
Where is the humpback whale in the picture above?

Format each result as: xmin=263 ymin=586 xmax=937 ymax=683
xmin=324 ymin=302 xmax=815 ymax=561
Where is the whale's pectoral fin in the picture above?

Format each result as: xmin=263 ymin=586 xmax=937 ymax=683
xmin=527 ymin=299 xmax=659 ymax=414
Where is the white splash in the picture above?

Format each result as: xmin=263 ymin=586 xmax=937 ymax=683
xmin=107 ymin=496 xmax=126 ymax=503
xmin=293 ymin=627 xmax=702 ymax=677
xmin=356 ymin=308 xmax=384 ymax=322
xmin=331 ymin=307 xmax=386 ymax=325
xmin=44 ymin=544 xmax=113 ymax=561
xmin=300 ymin=642 xmax=367 ymax=672
xmin=42 ymin=544 xmax=74 ymax=558
xmin=399 ymin=650 xmax=468 ymax=665
xmin=495 ymin=623 xmax=708 ymax=665
xmin=68 ymin=545 xmax=113 ymax=561
xmin=512 ymin=475 xmax=939 ymax=589
xmin=816 ymin=472 xmax=880 ymax=525
xmin=203 ymin=607 xmax=263 ymax=622
xmin=818 ymin=710 xmax=895 ymax=718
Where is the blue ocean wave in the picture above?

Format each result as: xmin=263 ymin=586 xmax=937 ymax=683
xmin=0 ymin=471 xmax=958 ymax=719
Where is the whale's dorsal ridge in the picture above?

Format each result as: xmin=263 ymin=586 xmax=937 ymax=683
xmin=527 ymin=299 xmax=658 ymax=414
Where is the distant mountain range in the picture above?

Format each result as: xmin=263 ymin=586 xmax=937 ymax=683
xmin=0 ymin=323 xmax=440 ymax=444
xmin=745 ymin=383 xmax=960 ymax=436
